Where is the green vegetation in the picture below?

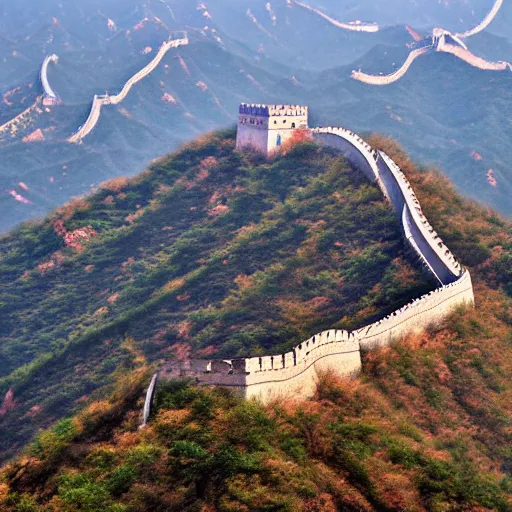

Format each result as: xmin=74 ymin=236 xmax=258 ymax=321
xmin=0 ymin=129 xmax=433 ymax=461
xmin=2 ymin=298 xmax=512 ymax=512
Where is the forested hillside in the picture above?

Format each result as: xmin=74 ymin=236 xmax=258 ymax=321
xmin=0 ymin=129 xmax=435 ymax=461
xmin=0 ymin=131 xmax=510 ymax=511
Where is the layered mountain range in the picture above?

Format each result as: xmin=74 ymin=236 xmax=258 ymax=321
xmin=0 ymin=0 xmax=511 ymax=232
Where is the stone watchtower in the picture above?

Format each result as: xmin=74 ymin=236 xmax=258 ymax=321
xmin=236 ymin=103 xmax=309 ymax=154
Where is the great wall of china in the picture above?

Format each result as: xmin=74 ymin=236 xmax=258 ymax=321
xmin=0 ymin=54 xmax=58 ymax=140
xmin=437 ymin=39 xmax=512 ymax=71
xmin=351 ymin=47 xmax=430 ymax=86
xmin=293 ymin=0 xmax=379 ymax=32
xmin=142 ymin=120 xmax=475 ymax=418
xmin=67 ymin=35 xmax=188 ymax=144
xmin=0 ymin=97 xmax=43 ymax=140
xmin=40 ymin=54 xmax=60 ymax=106
xmin=456 ymin=0 xmax=503 ymax=38
xmin=351 ymin=0 xmax=511 ymax=85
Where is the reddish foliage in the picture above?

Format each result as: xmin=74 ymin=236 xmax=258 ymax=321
xmin=0 ymin=389 xmax=16 ymax=417
xmin=196 ymin=345 xmax=220 ymax=357
xmin=198 ymin=156 xmax=217 ymax=181
xmin=196 ymin=81 xmax=208 ymax=92
xmin=487 ymin=169 xmax=497 ymax=187
xmin=99 ymin=176 xmax=130 ymax=193
xmin=26 ymin=405 xmax=43 ymax=418
xmin=176 ymin=322 xmax=192 ymax=340
xmin=234 ymin=274 xmax=252 ymax=289
xmin=53 ymin=220 xmax=97 ymax=250
xmin=208 ymin=204 xmax=229 ymax=216
xmin=37 ymin=251 xmax=64 ymax=275
xmin=307 ymin=296 xmax=331 ymax=310
xmin=22 ymin=129 xmax=45 ymax=143
xmin=170 ymin=342 xmax=191 ymax=361
xmin=107 ymin=293 xmax=120 ymax=304
xmin=64 ymin=226 xmax=97 ymax=250
xmin=161 ymin=92 xmax=177 ymax=104
xmin=280 ymin=127 xmax=314 ymax=154
xmin=9 ymin=190 xmax=32 ymax=205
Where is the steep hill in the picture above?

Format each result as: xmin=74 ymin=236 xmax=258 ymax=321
xmin=0 ymin=135 xmax=511 ymax=511
xmin=0 ymin=130 xmax=437 ymax=461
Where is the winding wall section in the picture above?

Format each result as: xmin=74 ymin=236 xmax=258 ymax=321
xmin=151 ymin=124 xmax=475 ymax=409
xmin=456 ymin=0 xmax=503 ymax=38
xmin=40 ymin=54 xmax=59 ymax=102
xmin=68 ymin=37 xmax=188 ymax=144
xmin=294 ymin=0 xmax=379 ymax=32
xmin=0 ymin=96 xmax=42 ymax=140
xmin=352 ymin=47 xmax=431 ymax=85
xmin=140 ymin=373 xmax=158 ymax=428
xmin=437 ymin=39 xmax=512 ymax=71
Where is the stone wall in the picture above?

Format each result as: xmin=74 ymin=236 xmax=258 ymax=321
xmin=351 ymin=47 xmax=431 ymax=86
xmin=243 ymin=330 xmax=361 ymax=401
xmin=161 ymin=331 xmax=361 ymax=402
xmin=235 ymin=122 xmax=270 ymax=154
xmin=377 ymin=152 xmax=462 ymax=283
xmin=68 ymin=37 xmax=189 ymax=143
xmin=356 ymin=270 xmax=474 ymax=350
xmin=150 ymin=123 xmax=475 ymax=407
xmin=313 ymin=127 xmax=463 ymax=284
xmin=311 ymin=127 xmax=380 ymax=183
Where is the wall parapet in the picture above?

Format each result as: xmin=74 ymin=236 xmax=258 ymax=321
xmin=356 ymin=270 xmax=473 ymax=349
xmin=378 ymin=151 xmax=462 ymax=281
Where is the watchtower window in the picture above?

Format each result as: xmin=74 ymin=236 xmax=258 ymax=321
xmin=274 ymin=120 xmax=277 ymax=125
xmin=291 ymin=122 xmax=296 ymax=128
xmin=283 ymin=119 xmax=287 ymax=124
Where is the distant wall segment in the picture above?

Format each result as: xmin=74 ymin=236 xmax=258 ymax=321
xmin=40 ymin=54 xmax=60 ymax=106
xmin=146 ymin=123 xmax=475 ymax=412
xmin=68 ymin=36 xmax=189 ymax=144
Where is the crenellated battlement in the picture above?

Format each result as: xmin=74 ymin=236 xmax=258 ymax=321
xmin=161 ymin=328 xmax=361 ymax=401
xmin=238 ymin=103 xmax=308 ymax=117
